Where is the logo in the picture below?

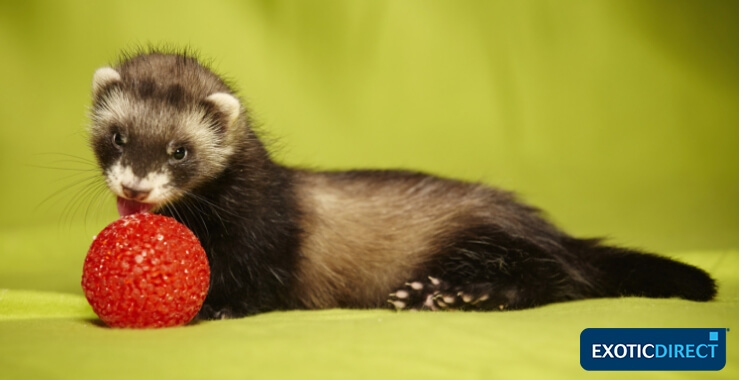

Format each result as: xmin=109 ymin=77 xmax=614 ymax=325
xmin=580 ymin=328 xmax=726 ymax=371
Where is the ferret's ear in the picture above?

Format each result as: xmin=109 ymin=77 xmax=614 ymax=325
xmin=92 ymin=67 xmax=121 ymax=97
xmin=204 ymin=92 xmax=241 ymax=130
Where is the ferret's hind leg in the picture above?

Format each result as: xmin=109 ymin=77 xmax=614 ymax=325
xmin=387 ymin=224 xmax=584 ymax=312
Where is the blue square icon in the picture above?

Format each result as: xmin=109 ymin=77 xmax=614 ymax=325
xmin=709 ymin=332 xmax=718 ymax=341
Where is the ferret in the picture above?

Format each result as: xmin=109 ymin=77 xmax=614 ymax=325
xmin=88 ymin=50 xmax=716 ymax=319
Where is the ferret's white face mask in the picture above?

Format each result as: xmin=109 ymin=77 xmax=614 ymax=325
xmin=106 ymin=162 xmax=173 ymax=216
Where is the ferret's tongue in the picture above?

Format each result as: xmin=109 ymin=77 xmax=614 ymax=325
xmin=117 ymin=197 xmax=153 ymax=217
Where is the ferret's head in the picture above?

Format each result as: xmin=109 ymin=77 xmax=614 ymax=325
xmin=89 ymin=53 xmax=244 ymax=217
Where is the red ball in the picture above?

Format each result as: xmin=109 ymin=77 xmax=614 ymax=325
xmin=82 ymin=213 xmax=210 ymax=328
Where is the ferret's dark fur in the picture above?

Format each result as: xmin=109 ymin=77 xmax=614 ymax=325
xmin=89 ymin=50 xmax=716 ymax=319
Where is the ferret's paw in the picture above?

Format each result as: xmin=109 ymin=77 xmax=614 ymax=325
xmin=388 ymin=279 xmax=505 ymax=311
xmin=387 ymin=276 xmax=451 ymax=311
xmin=198 ymin=304 xmax=237 ymax=320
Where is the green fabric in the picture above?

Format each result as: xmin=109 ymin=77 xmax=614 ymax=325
xmin=0 ymin=249 xmax=738 ymax=379
xmin=0 ymin=1 xmax=737 ymax=379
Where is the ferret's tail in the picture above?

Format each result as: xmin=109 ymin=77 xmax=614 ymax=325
xmin=570 ymin=239 xmax=717 ymax=301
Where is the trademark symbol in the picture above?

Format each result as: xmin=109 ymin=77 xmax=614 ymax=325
xmin=726 ymin=328 xmax=730 ymax=332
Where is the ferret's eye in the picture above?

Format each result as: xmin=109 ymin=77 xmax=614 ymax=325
xmin=171 ymin=147 xmax=187 ymax=161
xmin=112 ymin=132 xmax=126 ymax=148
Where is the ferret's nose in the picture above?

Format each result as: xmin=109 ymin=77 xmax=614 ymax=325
xmin=122 ymin=186 xmax=152 ymax=202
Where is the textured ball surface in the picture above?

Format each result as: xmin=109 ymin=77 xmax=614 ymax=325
xmin=82 ymin=213 xmax=210 ymax=328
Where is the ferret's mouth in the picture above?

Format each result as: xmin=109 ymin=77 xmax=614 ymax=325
xmin=117 ymin=197 xmax=154 ymax=217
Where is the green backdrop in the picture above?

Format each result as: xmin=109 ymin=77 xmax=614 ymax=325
xmin=0 ymin=0 xmax=737 ymax=252
xmin=0 ymin=1 xmax=738 ymax=379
